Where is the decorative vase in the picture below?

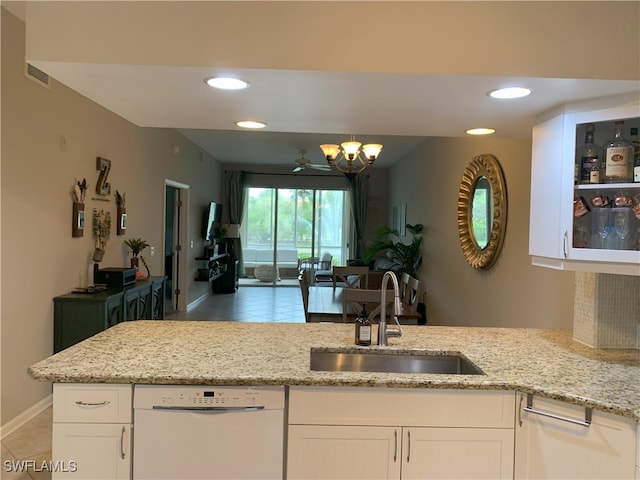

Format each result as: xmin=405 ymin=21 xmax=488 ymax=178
xmin=92 ymin=248 xmax=105 ymax=263
xmin=130 ymin=257 xmax=139 ymax=270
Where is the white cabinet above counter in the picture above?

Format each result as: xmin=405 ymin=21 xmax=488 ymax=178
xmin=529 ymin=95 xmax=640 ymax=275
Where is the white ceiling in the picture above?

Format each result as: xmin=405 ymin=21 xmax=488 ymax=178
xmin=8 ymin=1 xmax=640 ymax=169
xmin=30 ymin=62 xmax=639 ymax=168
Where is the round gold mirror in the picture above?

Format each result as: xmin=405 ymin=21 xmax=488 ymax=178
xmin=457 ymin=154 xmax=507 ymax=270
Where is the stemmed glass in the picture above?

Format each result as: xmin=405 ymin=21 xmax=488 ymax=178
xmin=613 ymin=210 xmax=630 ymax=249
xmin=592 ymin=209 xmax=610 ymax=249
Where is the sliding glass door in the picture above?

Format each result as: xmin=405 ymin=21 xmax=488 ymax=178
xmin=242 ymin=187 xmax=350 ymax=285
xmin=313 ymin=189 xmax=347 ymax=265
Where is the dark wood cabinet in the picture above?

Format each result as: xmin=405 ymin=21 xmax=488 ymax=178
xmin=212 ymin=260 xmax=239 ymax=293
xmin=53 ymin=277 xmax=165 ymax=353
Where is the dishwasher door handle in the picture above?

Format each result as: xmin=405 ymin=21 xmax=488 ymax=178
xmin=151 ymin=405 xmax=265 ymax=412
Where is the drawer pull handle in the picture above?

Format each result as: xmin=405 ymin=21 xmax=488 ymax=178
xmin=518 ymin=394 xmax=524 ymax=426
xmin=75 ymin=400 xmax=111 ymax=407
xmin=524 ymin=394 xmax=592 ymax=427
xmin=120 ymin=426 xmax=126 ymax=460
xmin=393 ymin=429 xmax=397 ymax=463
xmin=406 ymin=430 xmax=411 ymax=463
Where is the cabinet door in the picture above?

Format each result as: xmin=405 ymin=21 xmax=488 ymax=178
xmin=123 ymin=289 xmax=141 ymax=321
xmin=124 ymin=284 xmax=153 ymax=320
xmin=52 ymin=423 xmax=131 ymax=479
xmin=401 ymin=427 xmax=514 ymax=480
xmin=529 ymin=112 xmax=572 ymax=262
xmin=287 ymin=425 xmax=401 ymax=480
xmin=529 ymin=101 xmax=640 ymax=274
xmin=514 ymin=393 xmax=636 ymax=479
xmin=149 ymin=278 xmax=165 ymax=319
xmin=105 ymin=295 xmax=123 ymax=327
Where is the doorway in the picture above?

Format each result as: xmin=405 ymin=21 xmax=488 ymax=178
xmin=164 ymin=180 xmax=190 ymax=313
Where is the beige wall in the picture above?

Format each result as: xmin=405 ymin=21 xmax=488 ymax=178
xmin=388 ymin=137 xmax=575 ymax=328
xmin=1 ymin=10 xmax=222 ymax=424
xmin=24 ymin=2 xmax=639 ymax=81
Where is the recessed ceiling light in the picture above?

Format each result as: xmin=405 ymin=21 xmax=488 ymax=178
xmin=466 ymin=128 xmax=496 ymax=136
xmin=489 ymin=87 xmax=531 ymax=99
xmin=236 ymin=120 xmax=266 ymax=129
xmin=205 ymin=76 xmax=248 ymax=90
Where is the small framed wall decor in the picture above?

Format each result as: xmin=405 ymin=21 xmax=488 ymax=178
xmin=118 ymin=209 xmax=127 ymax=235
xmin=72 ymin=178 xmax=87 ymax=237
xmin=72 ymin=202 xmax=85 ymax=237
xmin=116 ymin=190 xmax=126 ymax=236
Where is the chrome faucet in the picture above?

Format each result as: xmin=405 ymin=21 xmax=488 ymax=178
xmin=378 ymin=271 xmax=403 ymax=347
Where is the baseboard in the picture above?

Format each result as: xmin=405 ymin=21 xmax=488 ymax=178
xmin=187 ymin=292 xmax=210 ymax=310
xmin=1 ymin=393 xmax=52 ymax=439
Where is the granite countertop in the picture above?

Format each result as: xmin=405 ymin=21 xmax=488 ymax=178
xmin=28 ymin=321 xmax=640 ymax=421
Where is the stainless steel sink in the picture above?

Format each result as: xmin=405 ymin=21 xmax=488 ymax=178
xmin=310 ymin=349 xmax=484 ymax=375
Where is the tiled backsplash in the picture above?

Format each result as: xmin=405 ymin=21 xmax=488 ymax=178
xmin=573 ymin=272 xmax=640 ymax=349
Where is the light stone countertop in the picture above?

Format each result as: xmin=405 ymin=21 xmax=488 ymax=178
xmin=28 ymin=321 xmax=640 ymax=420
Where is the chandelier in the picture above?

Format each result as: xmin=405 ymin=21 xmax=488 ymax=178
xmin=319 ymin=135 xmax=383 ymax=174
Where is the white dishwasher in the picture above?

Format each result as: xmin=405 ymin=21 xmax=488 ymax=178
xmin=133 ymin=385 xmax=285 ymax=479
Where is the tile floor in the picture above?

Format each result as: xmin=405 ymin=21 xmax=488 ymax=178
xmin=1 ymin=406 xmax=52 ymax=480
xmin=167 ymin=284 xmax=306 ymax=323
xmin=1 ymin=286 xmax=304 ymax=479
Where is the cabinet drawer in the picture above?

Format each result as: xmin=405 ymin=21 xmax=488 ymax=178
xmin=289 ymin=386 xmax=515 ymax=428
xmin=515 ymin=393 xmax=637 ymax=479
xmin=54 ymin=384 xmax=132 ymax=423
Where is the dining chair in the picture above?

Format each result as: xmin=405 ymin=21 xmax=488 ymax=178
xmin=298 ymin=270 xmax=310 ymax=322
xmin=342 ymin=288 xmax=393 ymax=323
xmin=298 ymin=252 xmax=333 ymax=285
xmin=400 ymin=272 xmax=420 ymax=313
xmin=332 ymin=266 xmax=369 ymax=290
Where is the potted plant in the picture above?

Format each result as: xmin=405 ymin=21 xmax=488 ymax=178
xmin=213 ymin=226 xmax=227 ymax=244
xmin=212 ymin=226 xmax=227 ymax=253
xmin=362 ymin=223 xmax=424 ymax=278
xmin=124 ymin=237 xmax=150 ymax=270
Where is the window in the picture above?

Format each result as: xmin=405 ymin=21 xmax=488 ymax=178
xmin=242 ymin=187 xmax=350 ymax=283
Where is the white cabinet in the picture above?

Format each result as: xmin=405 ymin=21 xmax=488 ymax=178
xmin=287 ymin=387 xmax=515 ymax=479
xmin=52 ymin=384 xmax=132 ymax=480
xmin=514 ymin=392 xmax=636 ymax=479
xmin=288 ymin=425 xmax=513 ymax=480
xmin=400 ymin=427 xmax=514 ymax=480
xmin=288 ymin=425 xmax=401 ymax=480
xmin=529 ymin=97 xmax=640 ymax=275
xmin=52 ymin=423 xmax=131 ymax=479
xmin=637 ymin=424 xmax=640 ymax=480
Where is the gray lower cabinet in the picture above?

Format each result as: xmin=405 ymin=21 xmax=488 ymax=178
xmin=54 ymin=277 xmax=165 ymax=353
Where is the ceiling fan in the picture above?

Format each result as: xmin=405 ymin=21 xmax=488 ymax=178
xmin=292 ymin=149 xmax=331 ymax=173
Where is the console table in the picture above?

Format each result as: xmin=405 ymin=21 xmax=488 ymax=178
xmin=53 ymin=276 xmax=165 ymax=353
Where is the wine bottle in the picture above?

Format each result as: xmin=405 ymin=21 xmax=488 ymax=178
xmin=576 ymin=124 xmax=600 ymax=184
xmin=602 ymin=120 xmax=633 ymax=183
xmin=631 ymin=127 xmax=640 ymax=183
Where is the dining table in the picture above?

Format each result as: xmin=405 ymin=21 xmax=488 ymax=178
xmin=306 ymin=286 xmax=421 ymax=324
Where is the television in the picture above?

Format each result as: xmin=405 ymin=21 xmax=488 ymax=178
xmin=204 ymin=202 xmax=223 ymax=242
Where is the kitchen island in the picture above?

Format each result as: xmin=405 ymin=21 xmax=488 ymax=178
xmin=28 ymin=321 xmax=640 ymax=479
xmin=29 ymin=320 xmax=640 ymax=419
